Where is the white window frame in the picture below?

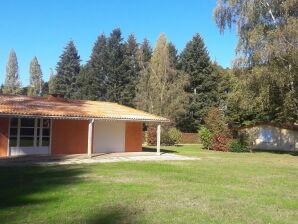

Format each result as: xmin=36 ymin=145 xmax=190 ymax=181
xmin=9 ymin=118 xmax=51 ymax=148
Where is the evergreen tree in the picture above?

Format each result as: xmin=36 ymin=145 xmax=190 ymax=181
xmin=28 ymin=56 xmax=43 ymax=96
xmin=104 ymin=28 xmax=127 ymax=103
xmin=177 ymin=33 xmax=219 ymax=132
xmin=139 ymin=38 xmax=152 ymax=64
xmin=77 ymin=34 xmax=108 ymax=100
xmin=168 ymin=42 xmax=178 ymax=68
xmin=0 ymin=84 xmax=4 ymax=94
xmin=121 ymin=33 xmax=140 ymax=106
xmin=55 ymin=40 xmax=80 ymax=98
xmin=135 ymin=33 xmax=189 ymax=121
xmin=3 ymin=49 xmax=21 ymax=94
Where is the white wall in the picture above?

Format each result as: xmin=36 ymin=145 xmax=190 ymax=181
xmin=93 ymin=121 xmax=125 ymax=153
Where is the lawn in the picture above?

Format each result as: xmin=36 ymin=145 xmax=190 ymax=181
xmin=0 ymin=145 xmax=298 ymax=224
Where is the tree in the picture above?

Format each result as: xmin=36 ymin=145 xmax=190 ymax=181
xmin=177 ymin=33 xmax=219 ymax=132
xmin=3 ymin=49 xmax=21 ymax=94
xmin=121 ymin=33 xmax=141 ymax=106
xmin=168 ymin=42 xmax=178 ymax=68
xmin=104 ymin=29 xmax=138 ymax=105
xmin=55 ymin=40 xmax=81 ymax=98
xmin=214 ymin=0 xmax=298 ymax=124
xmin=138 ymin=38 xmax=152 ymax=66
xmin=28 ymin=56 xmax=43 ymax=96
xmin=48 ymin=68 xmax=56 ymax=95
xmin=76 ymin=34 xmax=108 ymax=100
xmin=135 ymin=33 xmax=189 ymax=122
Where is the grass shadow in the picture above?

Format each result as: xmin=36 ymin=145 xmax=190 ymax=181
xmin=253 ymin=149 xmax=298 ymax=156
xmin=142 ymin=146 xmax=177 ymax=153
xmin=0 ymin=165 xmax=88 ymax=222
xmin=86 ymin=205 xmax=144 ymax=224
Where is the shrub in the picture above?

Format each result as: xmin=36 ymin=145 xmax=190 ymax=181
xmin=210 ymin=133 xmax=230 ymax=152
xmin=228 ymin=139 xmax=249 ymax=152
xmin=168 ymin=128 xmax=182 ymax=145
xmin=199 ymin=126 xmax=212 ymax=149
xmin=161 ymin=127 xmax=182 ymax=145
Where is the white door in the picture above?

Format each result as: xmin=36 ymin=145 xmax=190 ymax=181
xmin=93 ymin=121 xmax=125 ymax=153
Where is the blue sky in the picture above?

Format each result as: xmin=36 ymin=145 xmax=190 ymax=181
xmin=0 ymin=0 xmax=237 ymax=85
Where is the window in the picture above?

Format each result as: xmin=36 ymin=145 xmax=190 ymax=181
xmin=9 ymin=118 xmax=51 ymax=147
xmin=260 ymin=130 xmax=273 ymax=143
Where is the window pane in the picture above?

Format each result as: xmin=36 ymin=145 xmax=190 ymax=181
xmin=10 ymin=118 xmax=18 ymax=127
xmin=42 ymin=137 xmax=49 ymax=146
xmin=10 ymin=128 xmax=17 ymax=136
xmin=43 ymin=119 xmax=50 ymax=128
xmin=20 ymin=137 xmax=34 ymax=147
xmin=20 ymin=128 xmax=34 ymax=136
xmin=43 ymin=128 xmax=50 ymax=136
xmin=9 ymin=137 xmax=17 ymax=147
xmin=21 ymin=118 xmax=35 ymax=127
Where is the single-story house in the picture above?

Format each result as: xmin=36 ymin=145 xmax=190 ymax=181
xmin=238 ymin=122 xmax=298 ymax=151
xmin=0 ymin=94 xmax=169 ymax=157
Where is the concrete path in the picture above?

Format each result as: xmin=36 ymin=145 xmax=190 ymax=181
xmin=0 ymin=153 xmax=199 ymax=167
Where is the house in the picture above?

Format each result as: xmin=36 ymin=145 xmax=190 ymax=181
xmin=238 ymin=122 xmax=298 ymax=151
xmin=0 ymin=94 xmax=169 ymax=157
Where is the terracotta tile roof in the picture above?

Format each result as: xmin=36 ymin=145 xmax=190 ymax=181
xmin=0 ymin=94 xmax=169 ymax=122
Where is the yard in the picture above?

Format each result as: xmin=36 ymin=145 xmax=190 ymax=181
xmin=0 ymin=145 xmax=297 ymax=224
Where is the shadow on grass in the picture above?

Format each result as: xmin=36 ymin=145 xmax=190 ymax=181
xmin=253 ymin=149 xmax=298 ymax=156
xmin=87 ymin=205 xmax=144 ymax=224
xmin=0 ymin=165 xmax=88 ymax=222
xmin=142 ymin=146 xmax=177 ymax=153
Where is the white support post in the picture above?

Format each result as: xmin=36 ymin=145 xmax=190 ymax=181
xmin=156 ymin=124 xmax=161 ymax=155
xmin=88 ymin=119 xmax=94 ymax=158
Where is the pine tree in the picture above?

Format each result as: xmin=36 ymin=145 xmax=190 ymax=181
xmin=3 ymin=49 xmax=21 ymax=94
xmin=168 ymin=42 xmax=178 ymax=68
xmin=77 ymin=34 xmax=108 ymax=100
xmin=104 ymin=28 xmax=126 ymax=103
xmin=177 ymin=33 xmax=219 ymax=132
xmin=28 ymin=56 xmax=43 ymax=96
xmin=135 ymin=33 xmax=189 ymax=121
xmin=55 ymin=40 xmax=80 ymax=98
xmin=139 ymin=38 xmax=152 ymax=64
xmin=121 ymin=33 xmax=140 ymax=106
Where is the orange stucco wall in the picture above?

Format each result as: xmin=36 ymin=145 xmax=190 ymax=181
xmin=125 ymin=122 xmax=143 ymax=152
xmin=0 ymin=117 xmax=9 ymax=157
xmin=51 ymin=119 xmax=88 ymax=154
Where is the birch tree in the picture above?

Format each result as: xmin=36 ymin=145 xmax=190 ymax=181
xmin=135 ymin=33 xmax=189 ymax=122
xmin=214 ymin=0 xmax=298 ymax=123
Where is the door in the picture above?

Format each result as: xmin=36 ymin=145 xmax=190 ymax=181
xmin=93 ymin=121 xmax=125 ymax=153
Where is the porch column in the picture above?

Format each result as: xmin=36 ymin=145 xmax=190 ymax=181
xmin=88 ymin=119 xmax=94 ymax=158
xmin=156 ymin=124 xmax=161 ymax=155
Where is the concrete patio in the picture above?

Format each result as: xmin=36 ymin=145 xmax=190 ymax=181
xmin=0 ymin=152 xmax=200 ymax=166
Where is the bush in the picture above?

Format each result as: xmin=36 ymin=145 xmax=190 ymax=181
xmin=210 ymin=133 xmax=230 ymax=152
xmin=199 ymin=126 xmax=212 ymax=149
xmin=161 ymin=127 xmax=182 ymax=145
xmin=228 ymin=139 xmax=249 ymax=152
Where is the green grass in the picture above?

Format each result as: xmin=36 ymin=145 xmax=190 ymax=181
xmin=1 ymin=145 xmax=298 ymax=224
